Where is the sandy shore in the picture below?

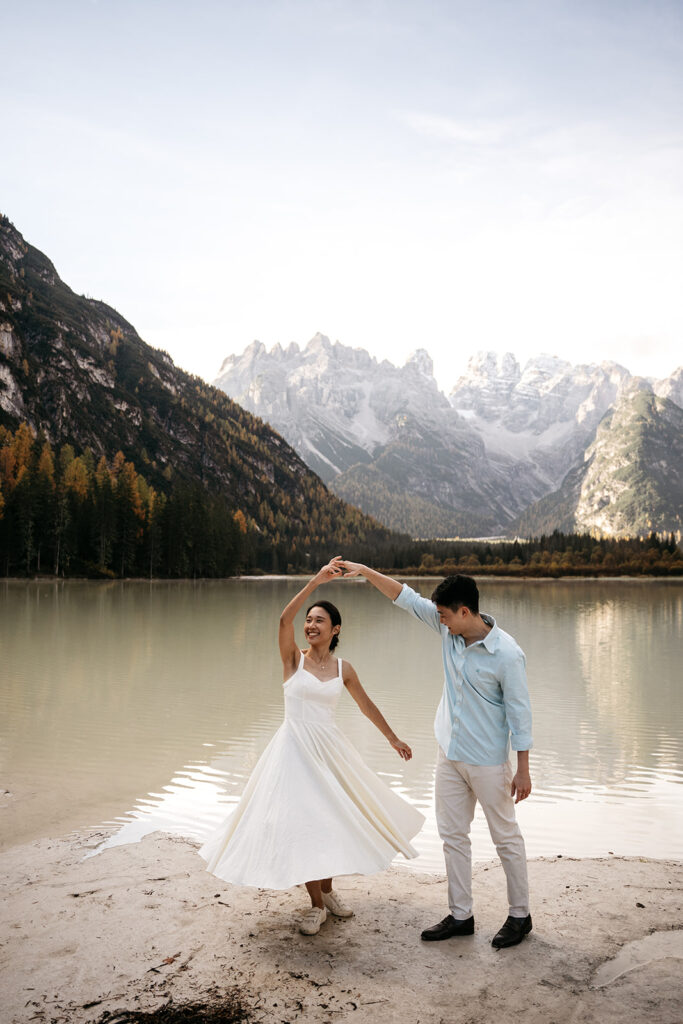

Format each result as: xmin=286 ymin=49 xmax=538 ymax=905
xmin=0 ymin=831 xmax=681 ymax=1024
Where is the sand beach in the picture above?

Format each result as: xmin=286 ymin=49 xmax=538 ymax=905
xmin=1 ymin=830 xmax=681 ymax=1024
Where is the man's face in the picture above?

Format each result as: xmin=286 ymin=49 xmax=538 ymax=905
xmin=435 ymin=603 xmax=468 ymax=634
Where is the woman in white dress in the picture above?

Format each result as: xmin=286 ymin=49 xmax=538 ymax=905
xmin=199 ymin=556 xmax=424 ymax=935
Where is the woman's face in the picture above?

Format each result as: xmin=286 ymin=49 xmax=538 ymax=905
xmin=304 ymin=606 xmax=340 ymax=647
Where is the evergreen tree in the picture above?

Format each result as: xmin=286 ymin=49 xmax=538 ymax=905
xmin=33 ymin=440 xmax=56 ymax=572
xmin=92 ymin=456 xmax=116 ymax=569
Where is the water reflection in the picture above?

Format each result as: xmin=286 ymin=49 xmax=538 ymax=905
xmin=575 ymin=591 xmax=683 ymax=784
xmin=1 ymin=578 xmax=682 ymax=868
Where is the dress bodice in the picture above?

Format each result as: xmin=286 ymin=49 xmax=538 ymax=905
xmin=283 ymin=651 xmax=344 ymax=724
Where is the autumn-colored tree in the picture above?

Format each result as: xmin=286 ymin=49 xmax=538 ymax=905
xmin=114 ymin=458 xmax=145 ymax=576
xmin=0 ymin=431 xmax=18 ymax=492
xmin=111 ymin=450 xmax=126 ymax=479
xmin=12 ymin=422 xmax=34 ymax=486
xmin=234 ymin=509 xmax=248 ymax=535
xmin=62 ymin=456 xmax=90 ymax=501
xmin=4 ymin=426 xmax=39 ymax=571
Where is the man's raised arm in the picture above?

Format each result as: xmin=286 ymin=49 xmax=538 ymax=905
xmin=339 ymin=560 xmax=441 ymax=633
xmin=339 ymin=560 xmax=402 ymax=600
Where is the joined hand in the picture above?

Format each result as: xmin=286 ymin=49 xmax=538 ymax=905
xmin=316 ymin=556 xmax=344 ymax=581
xmin=337 ymin=559 xmax=364 ymax=577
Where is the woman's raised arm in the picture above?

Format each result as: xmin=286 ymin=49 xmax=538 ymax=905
xmin=278 ymin=556 xmax=343 ymax=678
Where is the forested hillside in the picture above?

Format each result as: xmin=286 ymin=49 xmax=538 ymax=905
xmin=1 ymin=419 xmax=679 ymax=577
xmin=0 ymin=216 xmax=397 ymax=574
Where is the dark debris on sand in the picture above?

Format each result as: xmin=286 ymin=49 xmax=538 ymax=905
xmin=94 ymin=991 xmax=252 ymax=1024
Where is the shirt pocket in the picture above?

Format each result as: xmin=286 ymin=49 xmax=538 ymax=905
xmin=465 ymin=664 xmax=503 ymax=705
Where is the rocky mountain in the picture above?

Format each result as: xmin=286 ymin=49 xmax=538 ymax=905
xmin=0 ymin=215 xmax=394 ymax=569
xmin=448 ymin=352 xmax=632 ymax=491
xmin=216 ymin=335 xmax=397 ymax=481
xmin=215 ymin=336 xmax=532 ymax=536
xmin=514 ymin=383 xmax=683 ymax=536
xmin=215 ymin=338 xmax=682 ymax=538
xmin=654 ymin=366 xmax=683 ymax=409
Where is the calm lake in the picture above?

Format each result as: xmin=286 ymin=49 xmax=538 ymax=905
xmin=1 ymin=577 xmax=682 ymax=871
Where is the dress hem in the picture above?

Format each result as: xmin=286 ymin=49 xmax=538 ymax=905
xmin=198 ymin=847 xmax=421 ymax=891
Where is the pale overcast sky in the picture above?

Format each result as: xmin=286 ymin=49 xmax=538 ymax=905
xmin=3 ymin=0 xmax=682 ymax=389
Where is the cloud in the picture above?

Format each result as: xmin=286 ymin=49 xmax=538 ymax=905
xmin=400 ymin=110 xmax=513 ymax=146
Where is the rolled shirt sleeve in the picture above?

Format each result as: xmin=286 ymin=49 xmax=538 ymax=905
xmin=500 ymin=652 xmax=533 ymax=752
xmin=393 ymin=583 xmax=442 ymax=633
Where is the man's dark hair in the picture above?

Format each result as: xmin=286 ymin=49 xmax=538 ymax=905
xmin=431 ymin=574 xmax=479 ymax=613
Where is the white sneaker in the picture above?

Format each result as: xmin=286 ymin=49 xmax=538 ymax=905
xmin=299 ymin=906 xmax=327 ymax=935
xmin=321 ymin=889 xmax=354 ymax=918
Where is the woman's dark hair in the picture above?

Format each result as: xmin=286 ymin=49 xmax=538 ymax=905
xmin=306 ymin=601 xmax=342 ymax=651
xmin=431 ymin=574 xmax=479 ymax=613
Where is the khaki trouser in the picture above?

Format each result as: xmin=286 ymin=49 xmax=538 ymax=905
xmin=435 ymin=747 xmax=530 ymax=919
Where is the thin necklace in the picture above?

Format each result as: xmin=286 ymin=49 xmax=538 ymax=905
xmin=308 ymin=650 xmax=330 ymax=670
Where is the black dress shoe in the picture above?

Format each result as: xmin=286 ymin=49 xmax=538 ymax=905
xmin=421 ymin=914 xmax=475 ymax=941
xmin=491 ymin=914 xmax=532 ymax=948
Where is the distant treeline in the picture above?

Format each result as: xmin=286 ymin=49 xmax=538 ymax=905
xmin=380 ymin=533 xmax=683 ymax=577
xmin=1 ymin=423 xmax=681 ymax=578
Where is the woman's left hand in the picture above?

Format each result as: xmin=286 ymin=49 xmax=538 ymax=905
xmin=390 ymin=738 xmax=413 ymax=761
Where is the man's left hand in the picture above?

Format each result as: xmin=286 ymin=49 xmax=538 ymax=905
xmin=511 ymin=770 xmax=532 ymax=803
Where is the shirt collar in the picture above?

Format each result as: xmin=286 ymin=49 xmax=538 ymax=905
xmin=480 ymin=613 xmax=499 ymax=652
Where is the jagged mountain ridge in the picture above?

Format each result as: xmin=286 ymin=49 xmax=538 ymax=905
xmin=215 ymin=336 xmax=446 ymax=481
xmin=215 ymin=336 xmax=537 ymax=536
xmin=0 ymin=216 xmax=394 ymax=560
xmin=448 ymin=351 xmax=634 ymax=489
xmin=215 ymin=337 xmax=682 ymax=537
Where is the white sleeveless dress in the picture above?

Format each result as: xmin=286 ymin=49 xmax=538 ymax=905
xmin=198 ymin=652 xmax=424 ymax=889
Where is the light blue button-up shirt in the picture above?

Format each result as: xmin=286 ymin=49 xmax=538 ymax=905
xmin=394 ymin=583 xmax=533 ymax=765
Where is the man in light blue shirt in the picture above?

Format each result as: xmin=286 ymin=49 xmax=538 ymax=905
xmin=339 ymin=561 xmax=533 ymax=949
